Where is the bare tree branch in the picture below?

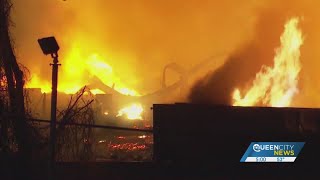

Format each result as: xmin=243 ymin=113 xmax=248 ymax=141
xmin=55 ymin=86 xmax=96 ymax=161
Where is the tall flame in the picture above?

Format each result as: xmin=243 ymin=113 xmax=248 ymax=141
xmin=232 ymin=17 xmax=304 ymax=107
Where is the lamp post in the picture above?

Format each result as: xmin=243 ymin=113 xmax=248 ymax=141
xmin=38 ymin=36 xmax=60 ymax=180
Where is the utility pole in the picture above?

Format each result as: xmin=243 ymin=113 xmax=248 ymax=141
xmin=37 ymin=37 xmax=60 ymax=180
xmin=48 ymin=52 xmax=60 ymax=180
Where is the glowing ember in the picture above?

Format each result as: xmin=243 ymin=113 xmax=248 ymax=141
xmin=138 ymin=135 xmax=147 ymax=139
xmin=98 ymin=140 xmax=106 ymax=143
xmin=108 ymin=143 xmax=147 ymax=152
xmin=232 ymin=17 xmax=304 ymax=107
xmin=117 ymin=103 xmax=144 ymax=120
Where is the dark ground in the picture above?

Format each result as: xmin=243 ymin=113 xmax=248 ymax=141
xmin=1 ymin=160 xmax=319 ymax=180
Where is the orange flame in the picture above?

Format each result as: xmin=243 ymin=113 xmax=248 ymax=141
xmin=232 ymin=17 xmax=304 ymax=107
xmin=27 ymin=74 xmax=51 ymax=93
xmin=25 ymin=42 xmax=139 ymax=96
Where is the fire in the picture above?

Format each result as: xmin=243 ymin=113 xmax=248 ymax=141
xmin=232 ymin=17 xmax=304 ymax=107
xmin=27 ymin=74 xmax=51 ymax=93
xmin=117 ymin=103 xmax=144 ymax=120
xmin=25 ymin=41 xmax=139 ymax=96
xmin=90 ymin=89 xmax=105 ymax=95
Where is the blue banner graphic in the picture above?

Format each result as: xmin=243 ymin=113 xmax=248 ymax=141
xmin=240 ymin=142 xmax=305 ymax=162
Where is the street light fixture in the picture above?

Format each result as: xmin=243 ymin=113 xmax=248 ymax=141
xmin=38 ymin=36 xmax=60 ymax=180
xmin=38 ymin=36 xmax=60 ymax=55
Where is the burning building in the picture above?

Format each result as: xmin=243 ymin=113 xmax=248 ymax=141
xmin=10 ymin=0 xmax=320 ymax=113
xmin=18 ymin=6 xmax=320 ymax=166
xmin=2 ymin=0 xmax=320 ymax=179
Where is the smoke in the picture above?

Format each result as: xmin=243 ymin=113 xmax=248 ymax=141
xmin=189 ymin=0 xmax=320 ymax=107
xmin=189 ymin=45 xmax=261 ymax=105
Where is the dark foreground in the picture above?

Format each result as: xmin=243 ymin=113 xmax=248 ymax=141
xmin=55 ymin=161 xmax=320 ymax=179
xmin=3 ymin=104 xmax=320 ymax=179
xmin=1 ymin=160 xmax=320 ymax=180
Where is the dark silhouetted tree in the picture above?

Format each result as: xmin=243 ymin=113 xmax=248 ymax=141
xmin=0 ymin=0 xmax=32 ymax=178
